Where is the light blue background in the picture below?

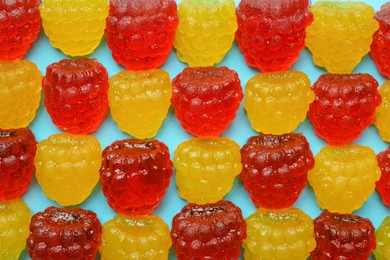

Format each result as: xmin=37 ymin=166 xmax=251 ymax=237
xmin=17 ymin=0 xmax=388 ymax=259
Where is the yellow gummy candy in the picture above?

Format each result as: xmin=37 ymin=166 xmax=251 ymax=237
xmin=375 ymin=216 xmax=390 ymax=260
xmin=375 ymin=81 xmax=390 ymax=142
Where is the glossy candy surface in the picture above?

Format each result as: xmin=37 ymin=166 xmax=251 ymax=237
xmin=375 ymin=81 xmax=390 ymax=142
xmin=375 ymin=216 xmax=390 ymax=260
xmin=376 ymin=146 xmax=390 ymax=207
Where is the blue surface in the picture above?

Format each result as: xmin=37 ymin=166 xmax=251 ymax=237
xmin=18 ymin=0 xmax=389 ymax=259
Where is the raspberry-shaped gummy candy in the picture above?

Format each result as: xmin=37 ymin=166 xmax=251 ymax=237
xmin=105 ymin=0 xmax=178 ymax=70
xmin=376 ymin=146 xmax=390 ymax=207
xmin=171 ymin=200 xmax=246 ymax=260
xmin=39 ymin=0 xmax=108 ymax=56
xmin=174 ymin=137 xmax=242 ymax=204
xmin=34 ymin=133 xmax=102 ymax=206
xmin=308 ymin=73 xmax=381 ymax=145
xmin=309 ymin=145 xmax=381 ymax=213
xmin=375 ymin=81 xmax=390 ymax=142
xmin=100 ymin=215 xmax=171 ymax=260
xmin=240 ymin=133 xmax=314 ymax=209
xmin=236 ymin=0 xmax=313 ymax=72
xmin=100 ymin=139 xmax=173 ymax=215
xmin=311 ymin=211 xmax=376 ymax=260
xmin=244 ymin=71 xmax=314 ymax=134
xmin=171 ymin=66 xmax=243 ymax=137
xmin=0 ymin=128 xmax=36 ymax=201
xmin=0 ymin=60 xmax=42 ymax=129
xmin=244 ymin=208 xmax=315 ymax=260
xmin=375 ymin=216 xmax=390 ymax=260
xmin=0 ymin=199 xmax=31 ymax=259
xmin=306 ymin=1 xmax=379 ymax=73
xmin=27 ymin=207 xmax=102 ymax=260
xmin=109 ymin=70 xmax=172 ymax=139
xmin=43 ymin=58 xmax=109 ymax=134
xmin=0 ymin=0 xmax=41 ymax=60
xmin=372 ymin=3 xmax=390 ymax=79
xmin=174 ymin=0 xmax=237 ymax=67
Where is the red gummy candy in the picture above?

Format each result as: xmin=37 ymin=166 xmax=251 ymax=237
xmin=308 ymin=73 xmax=381 ymax=145
xmin=240 ymin=133 xmax=314 ymax=209
xmin=43 ymin=58 xmax=109 ymax=134
xmin=171 ymin=66 xmax=243 ymax=137
xmin=0 ymin=0 xmax=41 ymax=60
xmin=0 ymin=128 xmax=36 ymax=201
xmin=171 ymin=200 xmax=247 ymax=260
xmin=311 ymin=211 xmax=376 ymax=260
xmin=27 ymin=206 xmax=102 ymax=260
xmin=105 ymin=0 xmax=178 ymax=70
xmin=236 ymin=0 xmax=313 ymax=72
xmin=100 ymin=139 xmax=173 ymax=215
xmin=376 ymin=147 xmax=390 ymax=207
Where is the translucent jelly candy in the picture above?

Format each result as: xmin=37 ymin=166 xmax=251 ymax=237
xmin=39 ymin=0 xmax=109 ymax=56
xmin=372 ymin=3 xmax=390 ymax=79
xmin=174 ymin=0 xmax=237 ymax=67
xmin=43 ymin=58 xmax=109 ymax=134
xmin=0 ymin=128 xmax=36 ymax=201
xmin=244 ymin=71 xmax=314 ymax=134
xmin=311 ymin=211 xmax=376 ymax=260
xmin=308 ymin=145 xmax=381 ymax=214
xmin=34 ymin=133 xmax=102 ymax=206
xmin=306 ymin=1 xmax=379 ymax=73
xmin=100 ymin=215 xmax=171 ymax=260
xmin=240 ymin=133 xmax=314 ymax=209
xmin=375 ymin=216 xmax=390 ymax=260
xmin=0 ymin=199 xmax=31 ymax=260
xmin=308 ymin=73 xmax=381 ymax=145
xmin=375 ymin=81 xmax=390 ymax=142
xmin=109 ymin=70 xmax=172 ymax=139
xmin=244 ymin=208 xmax=315 ymax=260
xmin=376 ymin=146 xmax=390 ymax=207
xmin=105 ymin=0 xmax=178 ymax=70
xmin=171 ymin=66 xmax=243 ymax=137
xmin=174 ymin=137 xmax=242 ymax=204
xmin=100 ymin=139 xmax=173 ymax=215
xmin=171 ymin=200 xmax=246 ymax=260
xmin=236 ymin=0 xmax=313 ymax=72
xmin=0 ymin=60 xmax=42 ymax=129
xmin=27 ymin=207 xmax=102 ymax=260
xmin=0 ymin=0 xmax=41 ymax=60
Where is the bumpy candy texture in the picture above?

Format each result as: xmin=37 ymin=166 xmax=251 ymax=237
xmin=0 ymin=128 xmax=36 ymax=201
xmin=171 ymin=200 xmax=246 ymax=260
xmin=100 ymin=139 xmax=173 ymax=215
xmin=375 ymin=216 xmax=390 ymax=260
xmin=43 ymin=58 xmax=109 ymax=134
xmin=311 ymin=211 xmax=376 ymax=260
xmin=174 ymin=0 xmax=237 ymax=67
xmin=34 ymin=133 xmax=102 ymax=206
xmin=375 ymin=81 xmax=390 ymax=142
xmin=171 ymin=66 xmax=243 ymax=137
xmin=109 ymin=70 xmax=172 ymax=139
xmin=39 ymin=0 xmax=108 ymax=56
xmin=0 ymin=199 xmax=32 ymax=260
xmin=372 ymin=3 xmax=390 ymax=79
xmin=174 ymin=137 xmax=242 ymax=204
xmin=244 ymin=70 xmax=314 ymax=134
xmin=0 ymin=60 xmax=42 ymax=129
xmin=236 ymin=0 xmax=313 ymax=72
xmin=105 ymin=0 xmax=178 ymax=70
xmin=244 ymin=208 xmax=315 ymax=260
xmin=100 ymin=215 xmax=171 ymax=260
xmin=0 ymin=0 xmax=41 ymax=60
xmin=309 ymin=145 xmax=381 ymax=214
xmin=306 ymin=1 xmax=379 ymax=73
xmin=240 ymin=133 xmax=314 ymax=209
xmin=27 ymin=207 xmax=102 ymax=260
xmin=308 ymin=73 xmax=381 ymax=145
xmin=376 ymin=146 xmax=390 ymax=207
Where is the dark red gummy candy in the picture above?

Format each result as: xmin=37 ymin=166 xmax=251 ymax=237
xmin=171 ymin=66 xmax=243 ymax=137
xmin=239 ymin=133 xmax=314 ymax=209
xmin=376 ymin=147 xmax=390 ymax=207
xmin=0 ymin=128 xmax=36 ymax=201
xmin=105 ymin=0 xmax=178 ymax=70
xmin=43 ymin=58 xmax=109 ymax=134
xmin=27 ymin=207 xmax=102 ymax=260
xmin=171 ymin=200 xmax=247 ymax=260
xmin=100 ymin=139 xmax=173 ymax=215
xmin=308 ymin=73 xmax=381 ymax=145
xmin=311 ymin=211 xmax=376 ymax=260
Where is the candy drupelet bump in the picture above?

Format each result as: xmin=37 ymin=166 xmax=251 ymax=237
xmin=375 ymin=81 xmax=390 ymax=142
xmin=376 ymin=146 xmax=390 ymax=207
xmin=375 ymin=216 xmax=390 ymax=260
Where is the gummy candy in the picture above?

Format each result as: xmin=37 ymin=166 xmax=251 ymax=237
xmin=375 ymin=81 xmax=390 ymax=142
xmin=174 ymin=0 xmax=237 ymax=67
xmin=109 ymin=70 xmax=172 ymax=139
xmin=244 ymin=70 xmax=314 ymax=134
xmin=374 ymin=216 xmax=390 ymax=260
xmin=376 ymin=146 xmax=390 ymax=207
xmin=34 ymin=133 xmax=102 ymax=206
